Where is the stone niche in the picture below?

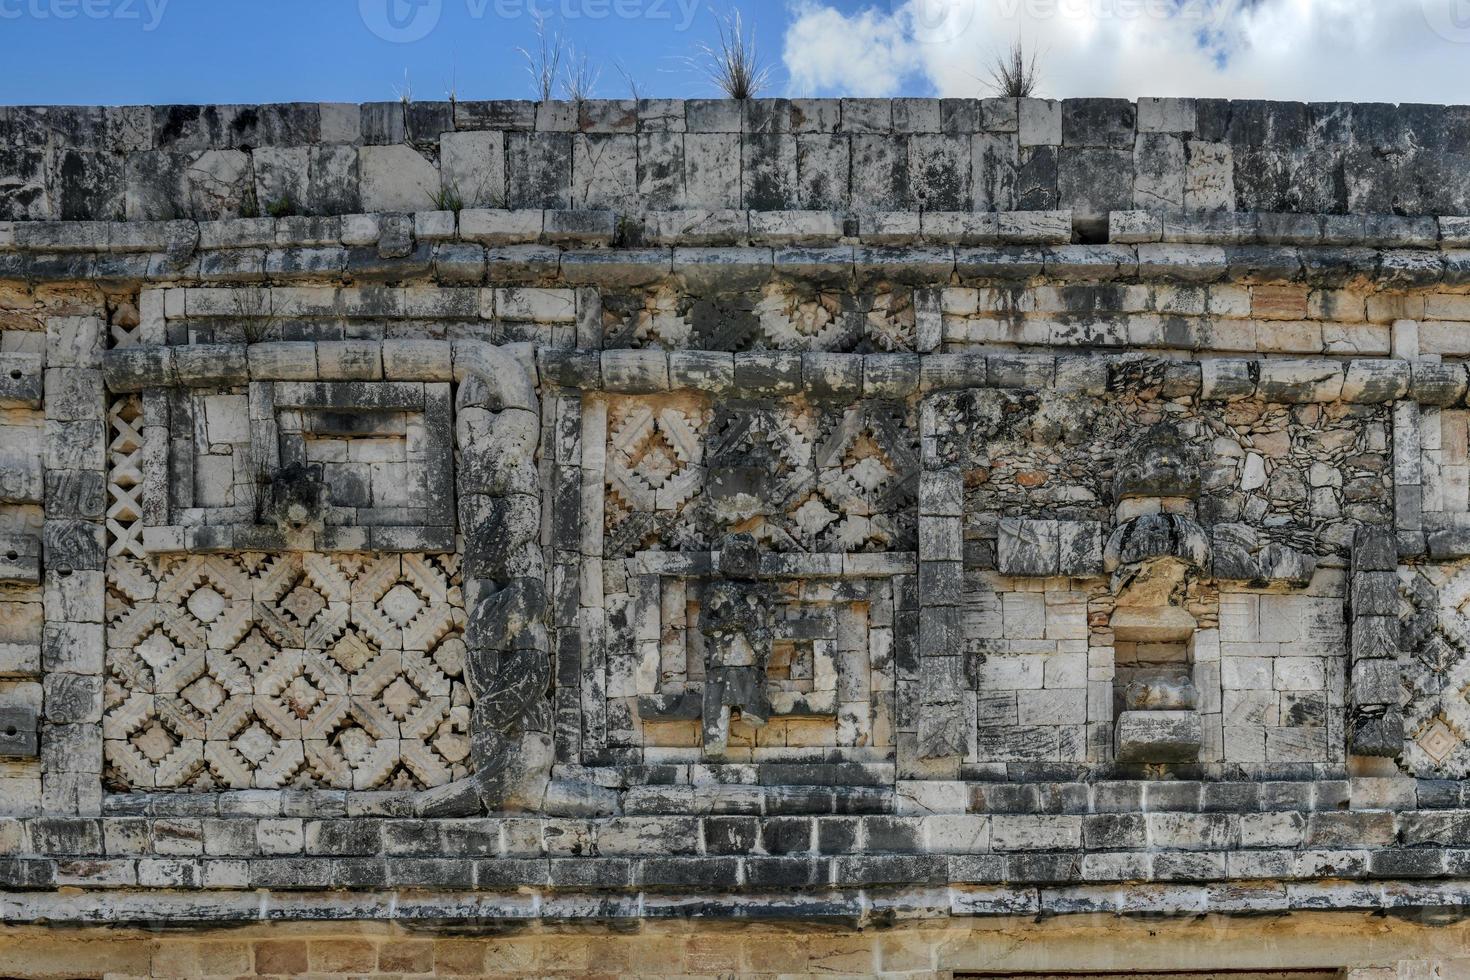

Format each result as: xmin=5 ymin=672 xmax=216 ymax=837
xmin=552 ymin=386 xmax=920 ymax=765
xmin=129 ymin=379 xmax=455 ymax=556
xmin=930 ymin=366 xmax=1387 ymax=773
xmin=1105 ymin=423 xmax=1210 ymax=764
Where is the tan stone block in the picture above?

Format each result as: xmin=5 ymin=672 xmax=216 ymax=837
xmin=1255 ymin=320 xmax=1322 ymax=354
xmin=197 ymin=941 xmax=251 ymax=976
xmin=308 ymin=939 xmax=377 ymax=974
xmin=149 ymin=942 xmax=200 ymax=978
xmin=1252 ymin=284 xmax=1309 ymax=320
xmin=377 ymin=938 xmax=434 ymax=974
xmin=254 ymin=940 xmax=308 ymax=975
xmin=434 ymin=938 xmax=488 ymax=974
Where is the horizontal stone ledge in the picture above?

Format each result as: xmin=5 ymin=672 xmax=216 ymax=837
xmin=4 ymin=853 xmax=1470 ymax=902
xmin=0 ymin=97 xmax=1465 ymax=143
xmin=0 ymin=209 xmax=1075 ymax=254
xmin=0 ymin=878 xmax=1464 ymax=926
xmin=9 ymin=208 xmax=1470 ymax=257
xmin=105 ymin=340 xmax=1466 ymax=409
xmin=17 ymin=808 xmax=1470 ymax=861
xmin=8 ymin=245 xmax=1469 ymax=292
xmin=1112 ymin=209 xmax=1462 ymax=250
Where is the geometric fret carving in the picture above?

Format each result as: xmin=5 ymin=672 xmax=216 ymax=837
xmin=1399 ymin=563 xmax=1470 ymax=776
xmin=106 ymin=395 xmax=146 ymax=559
xmin=603 ymin=394 xmax=919 ymax=558
xmin=103 ymin=551 xmax=470 ymax=791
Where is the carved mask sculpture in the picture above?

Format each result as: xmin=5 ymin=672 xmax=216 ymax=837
xmin=261 ymin=462 xmax=326 ymax=537
xmin=699 ymin=533 xmax=774 ymax=757
xmin=1107 ymin=423 xmax=1208 ymax=765
xmin=1113 ymin=422 xmax=1202 ymax=501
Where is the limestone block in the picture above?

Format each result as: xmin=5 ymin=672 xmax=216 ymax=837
xmin=46 ymin=317 xmax=104 ymax=369
xmin=1063 ymin=99 xmax=1136 ymax=148
xmin=572 ymin=134 xmax=638 ymax=210
xmin=1341 ymin=359 xmax=1409 ymax=402
xmin=998 ymin=518 xmax=1058 ymax=576
xmin=460 ymin=208 xmax=541 ymax=244
xmin=1133 ymin=134 xmax=1185 ymax=209
xmin=1110 ymin=210 xmax=1162 ymax=243
xmin=1138 ymin=97 xmax=1196 ymax=134
xmin=251 ymin=146 xmax=309 ymax=216
xmin=601 ymin=350 xmax=668 ymax=393
xmin=1018 ymin=99 xmax=1061 ymax=147
xmin=802 ymin=352 xmax=863 ymax=398
xmin=0 ymin=354 xmax=40 ymax=410
xmin=796 ymin=134 xmax=849 ymax=210
xmin=1114 ymin=710 xmax=1202 ymax=764
xmin=1184 ymin=141 xmax=1234 ymax=211
xmin=316 ymin=340 xmax=382 ymax=381
xmin=0 ymin=147 xmax=51 ymax=220
xmin=851 ymin=135 xmax=909 ymax=211
xmin=749 ymin=210 xmax=843 ymax=244
xmin=1351 ymin=660 xmax=1401 ymax=705
xmin=643 ymin=209 xmax=746 ymax=246
xmin=543 ymin=210 xmax=617 ymax=245
xmin=921 ymin=212 xmax=997 ymax=245
xmin=1349 ymin=706 xmax=1403 ymax=757
xmin=359 ymin=144 xmax=439 ymax=213
xmin=338 ymin=213 xmax=380 ymax=246
xmin=440 ymin=131 xmax=506 ymax=208
xmin=1255 ymin=360 xmax=1344 ymax=403
xmin=1058 ymin=521 xmax=1104 ymax=576
xmin=382 ymin=339 xmax=452 ymax=381
xmin=862 ymin=211 xmax=922 ymax=245
xmin=1136 ymin=243 xmax=1227 ymax=281
xmin=971 ymin=133 xmax=1018 ymax=212
xmin=413 ymin=210 xmax=456 ymax=242
xmin=179 ymin=150 xmax=254 ymax=220
xmin=668 ymin=351 xmax=733 ymax=394
xmin=684 ymin=134 xmax=741 ymax=210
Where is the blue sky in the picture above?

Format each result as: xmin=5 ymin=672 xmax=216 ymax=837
xmin=3 ymin=0 xmax=1470 ymax=106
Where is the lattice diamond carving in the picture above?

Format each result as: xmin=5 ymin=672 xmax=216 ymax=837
xmin=106 ymin=395 xmax=145 ymax=559
xmin=603 ymin=396 xmax=918 ymax=558
xmin=104 ymin=551 xmax=470 ymax=791
xmin=1399 ymin=564 xmax=1470 ymax=776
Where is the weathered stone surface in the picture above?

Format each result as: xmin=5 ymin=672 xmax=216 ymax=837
xmin=1114 ymin=710 xmax=1202 ymax=764
xmin=8 ymin=98 xmax=1470 ymax=944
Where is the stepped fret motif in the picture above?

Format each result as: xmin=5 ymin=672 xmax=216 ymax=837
xmin=103 ymin=552 xmax=470 ymax=791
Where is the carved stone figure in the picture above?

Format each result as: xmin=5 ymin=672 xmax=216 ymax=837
xmin=699 ymin=533 xmax=774 ymax=756
xmin=259 ymin=461 xmax=326 ymax=536
xmin=1113 ymin=422 xmax=1201 ymax=501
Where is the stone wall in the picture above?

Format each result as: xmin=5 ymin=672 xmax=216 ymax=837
xmin=7 ymin=98 xmax=1470 ymax=226
xmin=3 ymin=96 xmax=1470 ymax=977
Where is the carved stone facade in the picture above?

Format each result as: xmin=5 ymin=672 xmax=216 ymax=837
xmin=102 ymin=552 xmax=470 ymax=791
xmin=4 ymin=97 xmax=1470 ymax=977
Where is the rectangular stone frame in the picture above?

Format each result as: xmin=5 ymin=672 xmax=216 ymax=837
xmin=539 ymin=361 xmax=921 ymax=774
xmin=136 ymin=379 xmax=455 ymax=554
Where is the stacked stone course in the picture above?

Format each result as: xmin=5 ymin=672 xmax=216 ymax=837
xmin=6 ymin=96 xmax=1470 ymax=976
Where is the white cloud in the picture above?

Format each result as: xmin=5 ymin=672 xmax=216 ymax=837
xmin=782 ymin=0 xmax=922 ymax=96
xmin=782 ymin=0 xmax=1470 ymax=102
